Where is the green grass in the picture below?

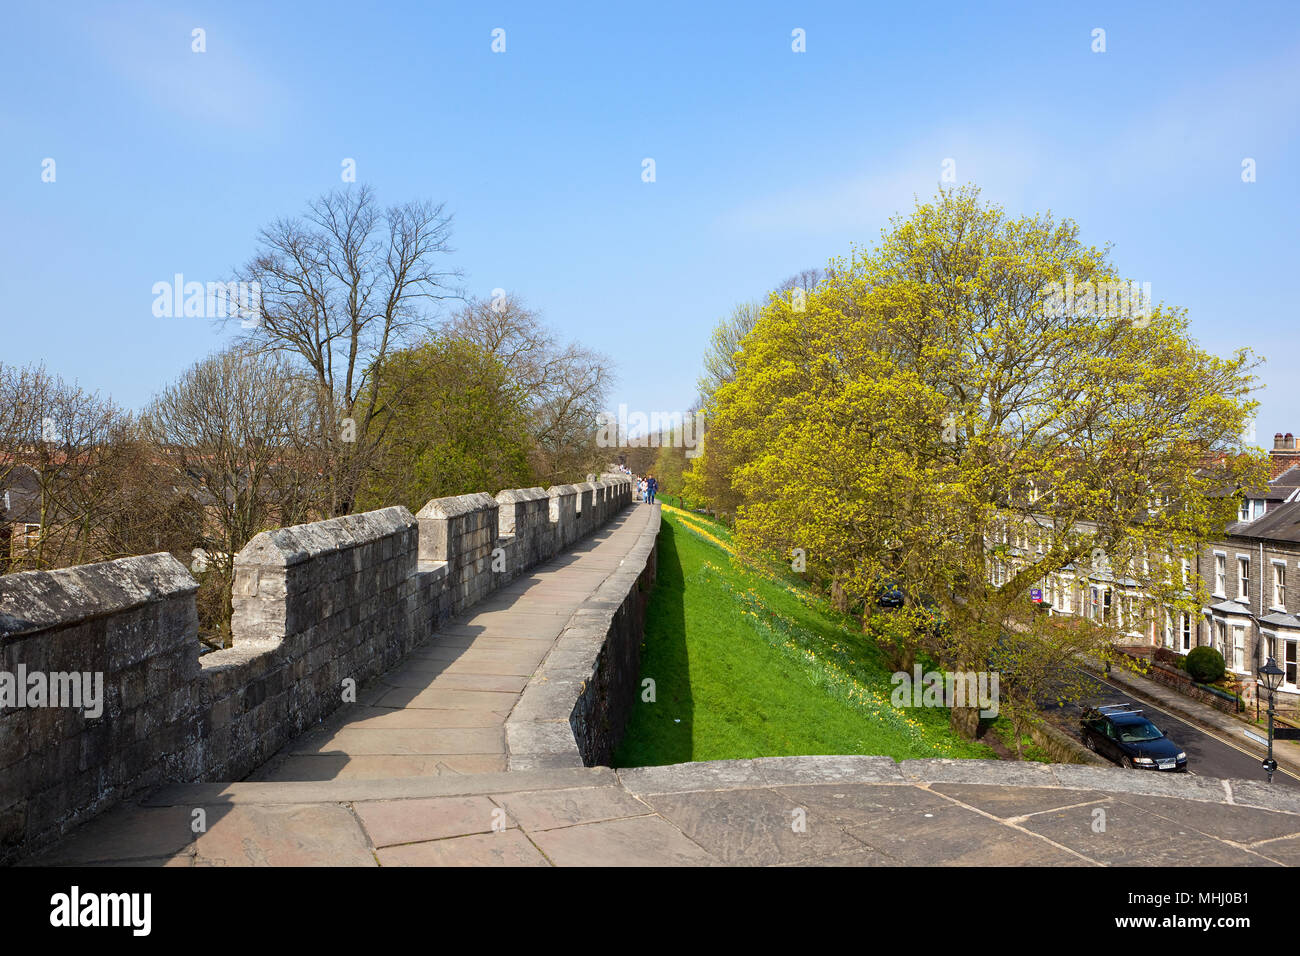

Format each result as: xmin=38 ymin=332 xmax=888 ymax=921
xmin=991 ymin=719 xmax=1054 ymax=763
xmin=613 ymin=504 xmax=997 ymax=767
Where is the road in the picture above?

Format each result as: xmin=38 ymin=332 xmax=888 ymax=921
xmin=1047 ymin=668 xmax=1300 ymax=789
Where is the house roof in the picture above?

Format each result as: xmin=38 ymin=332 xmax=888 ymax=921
xmin=1207 ymin=600 xmax=1255 ymax=616
xmin=1218 ymin=466 xmax=1300 ymax=544
xmin=1259 ymin=611 xmax=1300 ymax=630
xmin=1223 ymin=499 xmax=1300 ymax=544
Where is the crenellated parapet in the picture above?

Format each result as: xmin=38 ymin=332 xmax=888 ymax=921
xmin=0 ymin=476 xmax=633 ymax=863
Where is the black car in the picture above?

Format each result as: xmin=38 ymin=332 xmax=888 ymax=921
xmin=876 ymin=582 xmax=905 ymax=609
xmin=1080 ymin=705 xmax=1188 ymax=772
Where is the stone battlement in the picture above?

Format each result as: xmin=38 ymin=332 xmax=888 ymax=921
xmin=0 ymin=476 xmax=633 ymax=863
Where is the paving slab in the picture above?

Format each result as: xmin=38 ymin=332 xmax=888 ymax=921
xmin=191 ymin=804 xmax=376 ymax=867
xmin=528 ymin=815 xmax=719 ymax=866
xmin=399 ymin=653 xmax=545 ymax=677
xmin=644 ymin=788 xmax=868 ymax=865
xmin=373 ymin=687 xmax=523 ymax=711
xmin=1243 ymin=834 xmax=1300 ymax=865
xmin=379 ymin=670 xmax=530 ymax=693
xmin=142 ymin=767 xmax=619 ymax=806
xmin=255 ymin=754 xmax=509 ymax=780
xmin=769 ymin=782 xmax=954 ymax=828
xmin=25 ymin=804 xmax=197 ymax=866
xmin=307 ymin=707 xmax=506 ymax=730
xmin=352 ymin=795 xmax=507 ymax=847
xmin=845 ymin=801 xmax=1087 ymax=866
xmin=1017 ymin=802 xmax=1280 ymax=866
xmin=1111 ymin=792 xmax=1300 ymax=845
xmin=293 ymin=727 xmax=506 ymax=756
xmin=377 ymin=830 xmax=550 ymax=866
xmin=493 ymin=786 xmax=652 ymax=831
xmin=930 ymin=783 xmax=1111 ymax=819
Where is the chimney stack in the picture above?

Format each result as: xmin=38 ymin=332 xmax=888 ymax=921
xmin=1270 ymin=430 xmax=1300 ymax=477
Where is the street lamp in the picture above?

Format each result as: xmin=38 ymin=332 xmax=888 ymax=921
xmin=1259 ymin=657 xmax=1285 ymax=783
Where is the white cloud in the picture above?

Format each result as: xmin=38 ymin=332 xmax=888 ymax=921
xmin=715 ymin=131 xmax=1045 ymax=239
xmin=80 ymin=4 xmax=286 ymax=133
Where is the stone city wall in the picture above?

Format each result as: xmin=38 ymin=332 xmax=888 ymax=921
xmin=507 ymin=504 xmax=659 ymax=770
xmin=0 ymin=476 xmax=633 ymax=863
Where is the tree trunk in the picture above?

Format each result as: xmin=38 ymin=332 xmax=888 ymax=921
xmin=949 ymin=704 xmax=981 ymax=739
xmin=830 ymin=577 xmax=849 ymax=613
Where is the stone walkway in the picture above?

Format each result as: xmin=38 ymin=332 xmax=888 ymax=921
xmin=243 ymin=504 xmax=658 ymax=782
xmin=30 ymin=755 xmax=1300 ymax=866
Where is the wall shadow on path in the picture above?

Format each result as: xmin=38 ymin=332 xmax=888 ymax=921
xmin=612 ymin=514 xmax=694 ymax=767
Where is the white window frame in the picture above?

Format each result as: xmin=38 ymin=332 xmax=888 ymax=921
xmin=1237 ymin=556 xmax=1250 ymax=602
xmin=1273 ymin=634 xmax=1300 ymax=690
xmin=1273 ymin=560 xmax=1287 ymax=610
xmin=1214 ymin=551 xmax=1227 ymax=597
xmin=1232 ymin=624 xmax=1247 ymax=672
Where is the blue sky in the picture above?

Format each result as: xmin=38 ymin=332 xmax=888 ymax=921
xmin=3 ymin=1 xmax=1298 ymax=444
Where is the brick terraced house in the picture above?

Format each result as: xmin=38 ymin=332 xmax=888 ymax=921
xmin=989 ymin=436 xmax=1300 ymax=708
xmin=1197 ymin=447 xmax=1300 ymax=706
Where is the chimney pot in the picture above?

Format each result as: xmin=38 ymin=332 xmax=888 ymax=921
xmin=1276 ymin=433 xmax=1286 ymax=449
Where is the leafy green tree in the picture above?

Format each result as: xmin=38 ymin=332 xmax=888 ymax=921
xmin=694 ymin=186 xmax=1265 ymax=737
xmin=358 ymin=336 xmax=534 ymax=512
xmin=652 ymin=431 xmax=687 ymax=498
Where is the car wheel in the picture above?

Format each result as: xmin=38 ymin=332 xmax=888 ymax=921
xmin=1084 ymin=736 xmax=1096 ymax=752
xmin=1120 ymin=755 xmax=1134 ymax=769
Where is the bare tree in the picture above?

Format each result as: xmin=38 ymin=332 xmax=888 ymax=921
xmin=0 ymin=366 xmax=139 ymax=571
xmin=143 ymin=347 xmax=326 ymax=645
xmin=0 ymin=363 xmax=48 ymax=491
xmin=0 ymin=362 xmax=202 ymax=574
xmin=443 ymin=294 xmax=613 ymax=484
xmin=238 ymin=185 xmax=461 ymax=515
xmin=697 ymin=301 xmax=761 ymax=404
xmin=776 ymin=267 xmax=824 ymax=295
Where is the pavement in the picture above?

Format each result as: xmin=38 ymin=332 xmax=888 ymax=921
xmin=28 ymin=756 xmax=1300 ymax=866
xmin=244 ymin=504 xmax=657 ymax=782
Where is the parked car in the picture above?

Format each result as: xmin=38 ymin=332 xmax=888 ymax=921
xmin=1080 ymin=704 xmax=1187 ymax=772
xmin=876 ymin=583 xmax=905 ymax=609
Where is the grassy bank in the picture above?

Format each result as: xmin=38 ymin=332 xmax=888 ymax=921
xmin=613 ymin=502 xmax=997 ymax=767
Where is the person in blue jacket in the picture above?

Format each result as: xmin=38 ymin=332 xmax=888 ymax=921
xmin=646 ymin=475 xmax=657 ymax=504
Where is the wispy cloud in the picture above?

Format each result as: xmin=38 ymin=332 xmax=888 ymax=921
xmin=80 ymin=4 xmax=286 ymax=134
xmin=716 ymin=41 xmax=1300 ymax=241
xmin=715 ymin=131 xmax=1045 ymax=239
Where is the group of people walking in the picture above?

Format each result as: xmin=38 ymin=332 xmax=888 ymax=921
xmin=637 ymin=474 xmax=658 ymax=504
